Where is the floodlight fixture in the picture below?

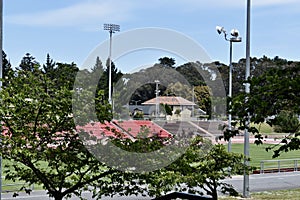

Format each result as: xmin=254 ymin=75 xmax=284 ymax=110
xmin=216 ymin=25 xmax=242 ymax=43
xmin=216 ymin=26 xmax=225 ymax=34
xmin=231 ymin=29 xmax=239 ymax=37
xmin=104 ymin=23 xmax=120 ymax=33
xmin=230 ymin=29 xmax=242 ymax=42
xmin=103 ymin=23 xmax=120 ymax=106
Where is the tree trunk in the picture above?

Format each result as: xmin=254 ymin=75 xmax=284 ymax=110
xmin=212 ymin=181 xmax=218 ymax=200
xmin=54 ymin=196 xmax=63 ymax=200
xmin=212 ymin=190 xmax=218 ymax=200
xmin=52 ymin=192 xmax=64 ymax=200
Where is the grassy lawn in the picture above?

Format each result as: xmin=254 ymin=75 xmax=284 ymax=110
xmin=251 ymin=122 xmax=274 ymax=135
xmin=240 ymin=122 xmax=289 ymax=137
xmin=221 ymin=143 xmax=300 ymax=199
xmin=250 ymin=122 xmax=290 ymax=138
xmin=1 ymin=159 xmax=44 ymax=192
xmin=227 ymin=143 xmax=300 ymax=168
xmin=220 ymin=188 xmax=300 ymax=200
xmin=2 ymin=160 xmax=30 ymax=192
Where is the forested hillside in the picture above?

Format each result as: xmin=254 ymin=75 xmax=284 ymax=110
xmin=2 ymin=52 xmax=299 ymax=119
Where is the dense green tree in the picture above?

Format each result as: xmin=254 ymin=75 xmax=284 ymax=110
xmin=0 ymin=69 xmax=144 ymax=200
xmin=91 ymin=56 xmax=104 ymax=83
xmin=147 ymin=137 xmax=247 ymax=200
xmin=216 ymin=56 xmax=297 ymax=97
xmin=176 ymin=62 xmax=206 ymax=86
xmin=194 ymin=85 xmax=212 ymax=118
xmin=53 ymin=62 xmax=79 ymax=90
xmin=129 ymin=83 xmax=166 ymax=105
xmin=43 ymin=53 xmax=56 ymax=79
xmin=158 ymin=57 xmax=176 ymax=68
xmin=17 ymin=53 xmax=40 ymax=72
xmin=272 ymin=110 xmax=299 ymax=133
xmin=122 ymin=63 xmax=190 ymax=107
xmin=97 ymin=60 xmax=123 ymax=100
xmin=2 ymin=51 xmax=14 ymax=85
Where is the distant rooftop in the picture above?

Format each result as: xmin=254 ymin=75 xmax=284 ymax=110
xmin=142 ymin=96 xmax=196 ymax=106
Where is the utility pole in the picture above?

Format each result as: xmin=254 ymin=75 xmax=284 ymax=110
xmin=243 ymin=0 xmax=251 ymax=198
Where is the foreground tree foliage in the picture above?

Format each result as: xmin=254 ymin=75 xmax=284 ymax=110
xmin=0 ymin=65 xmax=145 ymax=200
xmin=146 ymin=137 xmax=247 ymax=200
xmin=103 ymin=133 xmax=246 ymax=199
xmin=228 ymin=63 xmax=300 ymax=158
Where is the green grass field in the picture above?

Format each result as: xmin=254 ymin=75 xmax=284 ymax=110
xmin=227 ymin=143 xmax=300 ymax=168
xmin=1 ymin=159 xmax=44 ymax=192
xmin=251 ymin=122 xmax=274 ymax=134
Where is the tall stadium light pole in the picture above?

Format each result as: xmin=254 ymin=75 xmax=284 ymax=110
xmin=0 ymin=0 xmax=3 ymax=198
xmin=243 ymin=0 xmax=251 ymax=198
xmin=216 ymin=26 xmax=242 ymax=153
xmin=103 ymin=23 xmax=120 ymax=105
xmin=154 ymin=80 xmax=160 ymax=119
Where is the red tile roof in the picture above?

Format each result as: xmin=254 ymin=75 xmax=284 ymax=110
xmin=77 ymin=120 xmax=172 ymax=140
xmin=142 ymin=96 xmax=196 ymax=106
xmin=113 ymin=120 xmax=172 ymax=138
xmin=76 ymin=121 xmax=127 ymax=139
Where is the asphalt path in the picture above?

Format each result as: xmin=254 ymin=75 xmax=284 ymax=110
xmin=2 ymin=172 xmax=300 ymax=200
xmin=225 ymin=171 xmax=300 ymax=193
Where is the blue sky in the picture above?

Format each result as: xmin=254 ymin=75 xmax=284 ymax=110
xmin=3 ymin=0 xmax=300 ymax=73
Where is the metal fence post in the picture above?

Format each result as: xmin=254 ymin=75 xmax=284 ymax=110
xmin=260 ymin=161 xmax=264 ymax=174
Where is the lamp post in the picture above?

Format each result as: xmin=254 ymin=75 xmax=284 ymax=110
xmin=216 ymin=26 xmax=242 ymax=153
xmin=243 ymin=0 xmax=251 ymax=198
xmin=154 ymin=80 xmax=160 ymax=119
xmin=103 ymin=23 xmax=120 ymax=105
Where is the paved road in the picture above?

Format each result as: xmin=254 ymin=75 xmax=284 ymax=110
xmin=1 ymin=191 xmax=150 ymax=200
xmin=2 ymin=172 xmax=300 ymax=200
xmin=225 ymin=171 xmax=300 ymax=193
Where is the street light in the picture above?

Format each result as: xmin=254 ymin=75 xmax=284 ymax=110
xmin=103 ymin=23 xmax=120 ymax=105
xmin=216 ymin=25 xmax=242 ymax=153
xmin=243 ymin=0 xmax=251 ymax=198
xmin=154 ymin=80 xmax=160 ymax=119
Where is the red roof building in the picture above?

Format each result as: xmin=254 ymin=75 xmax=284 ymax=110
xmin=142 ymin=96 xmax=196 ymax=106
xmin=77 ymin=120 xmax=172 ymax=142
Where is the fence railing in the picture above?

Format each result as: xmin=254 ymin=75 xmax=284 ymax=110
xmin=1 ymin=179 xmax=35 ymax=193
xmin=260 ymin=158 xmax=300 ymax=174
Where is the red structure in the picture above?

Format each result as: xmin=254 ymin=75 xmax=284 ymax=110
xmin=77 ymin=120 xmax=172 ymax=140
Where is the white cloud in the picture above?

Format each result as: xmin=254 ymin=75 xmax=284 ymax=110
xmin=6 ymin=0 xmax=300 ymax=28
xmin=6 ymin=0 xmax=134 ymax=27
